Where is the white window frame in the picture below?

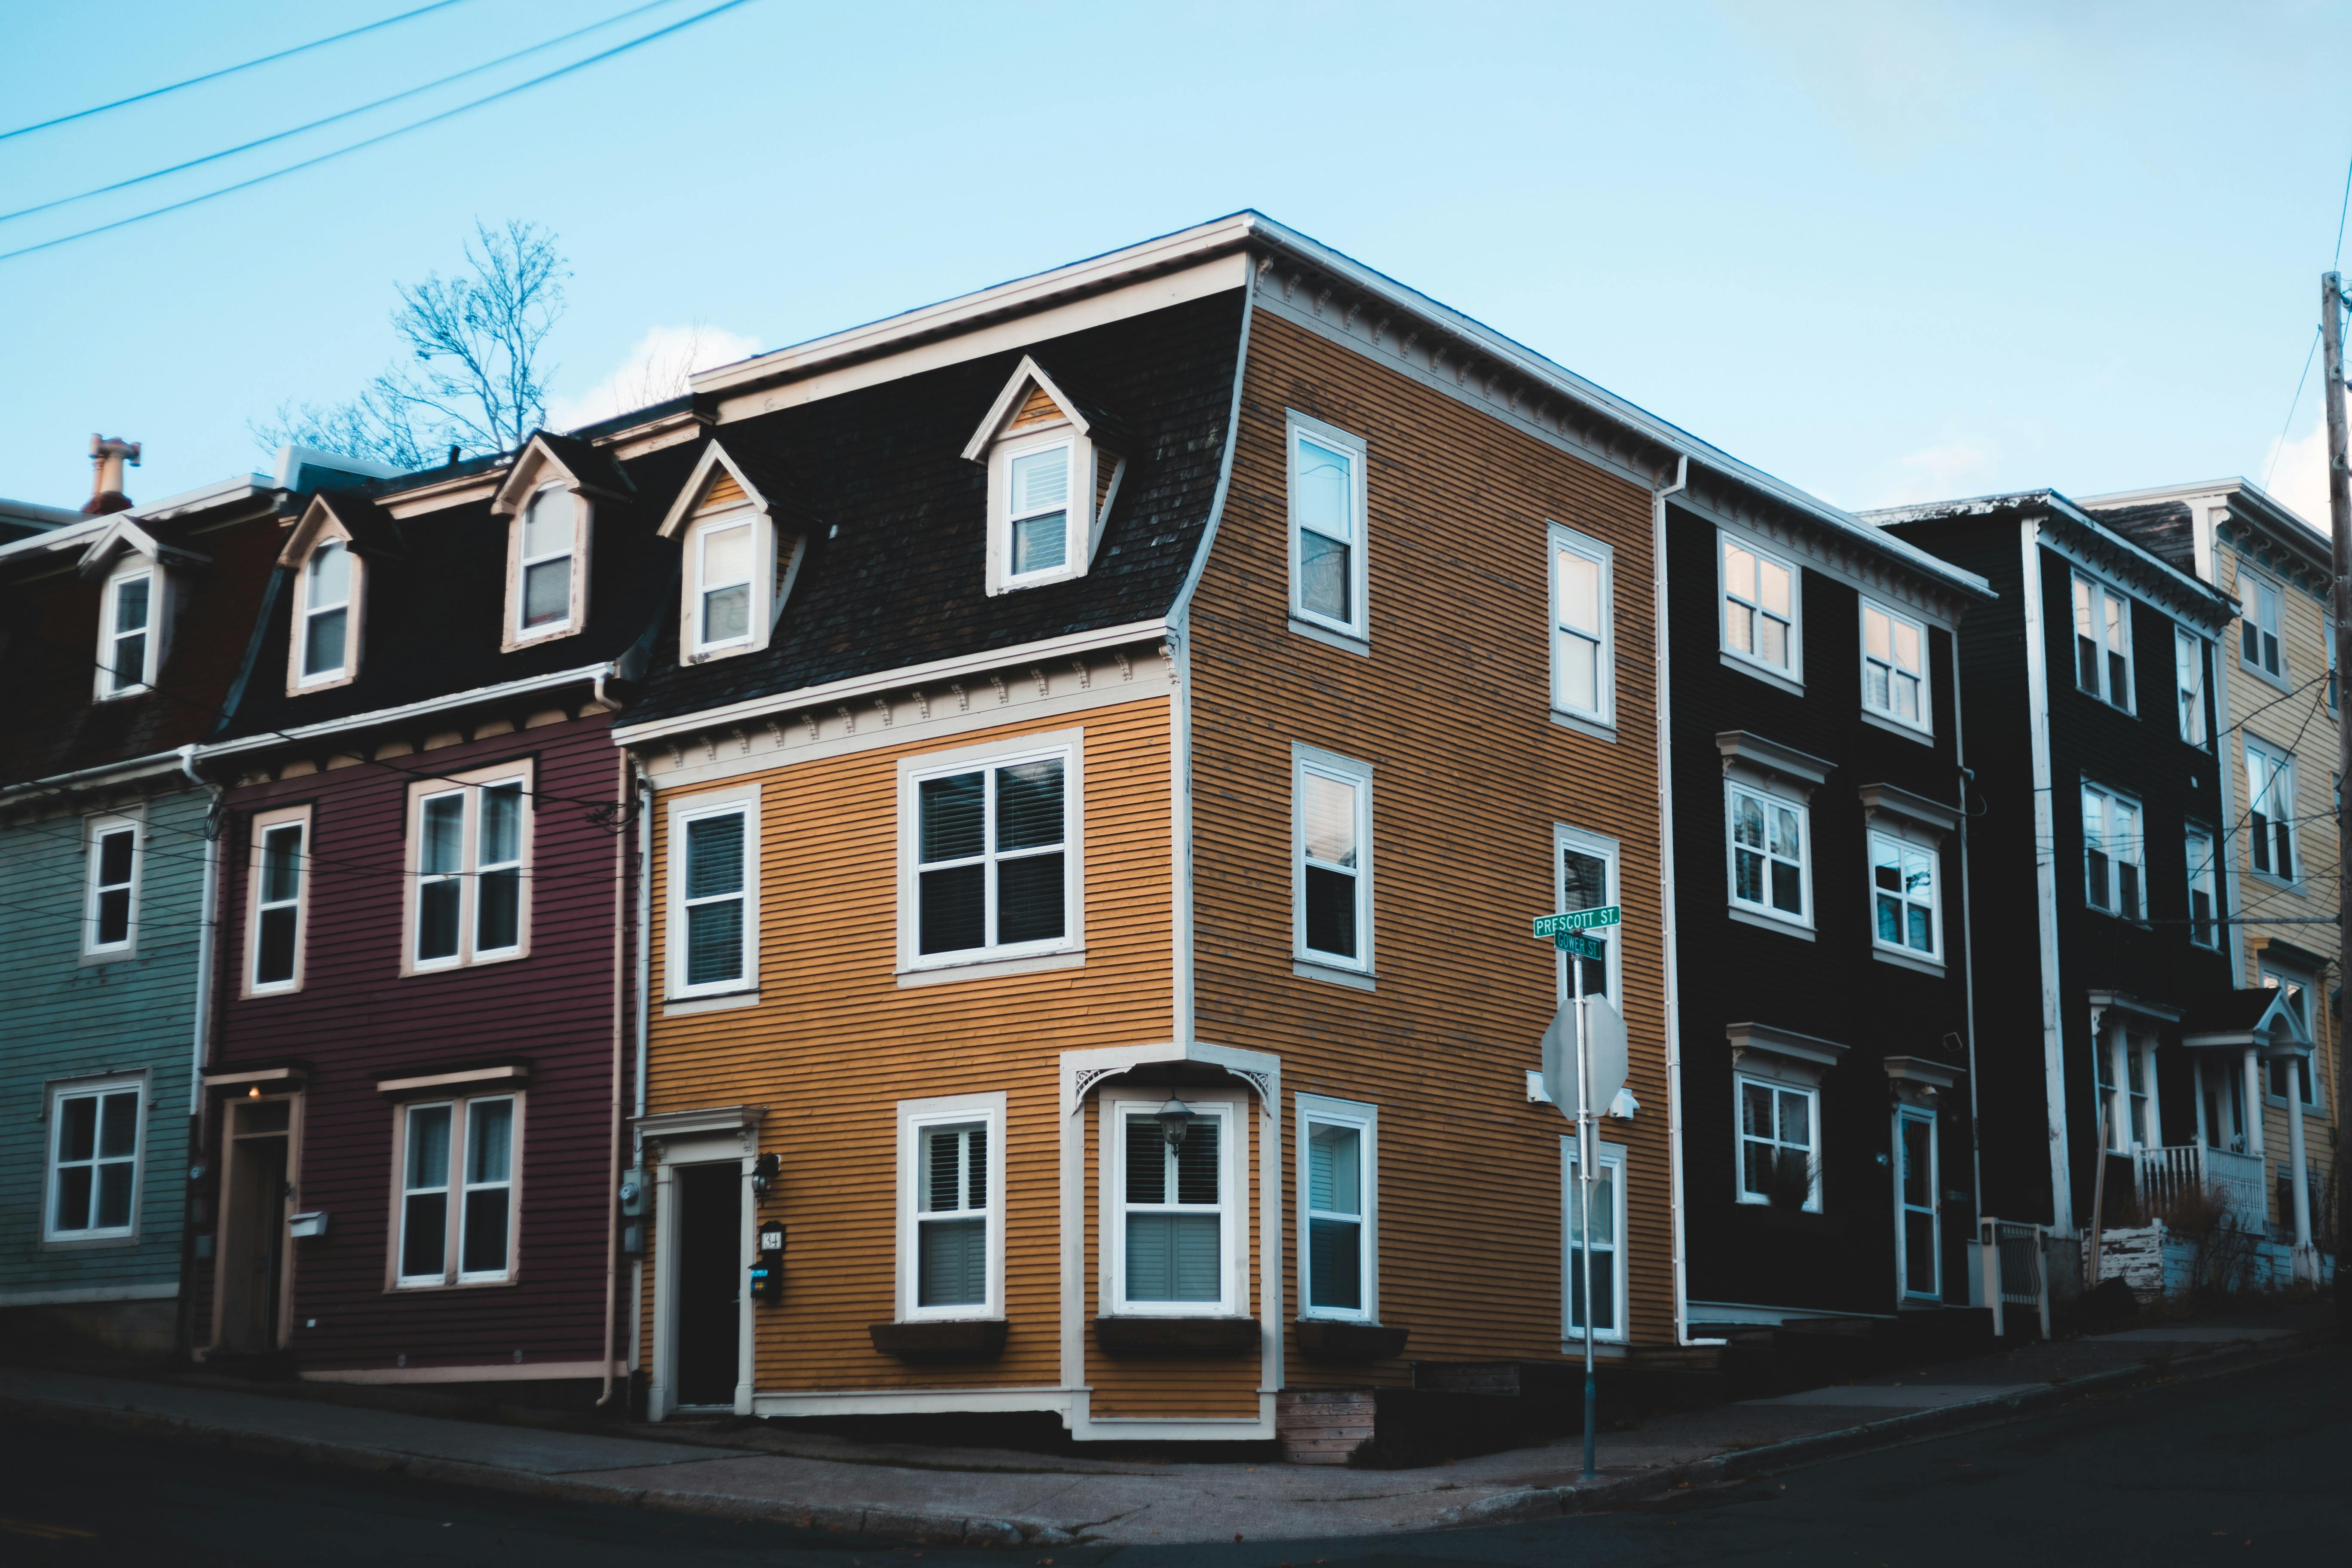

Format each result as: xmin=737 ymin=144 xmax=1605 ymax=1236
xmin=291 ymin=532 xmax=362 ymax=692
xmin=677 ymin=500 xmax=792 ymax=665
xmin=43 ymin=1075 xmax=144 ymax=1243
xmin=1735 ymin=1072 xmax=1822 ymax=1212
xmin=665 ymin=785 xmax=760 ymax=1000
xmin=244 ymin=804 xmax=312 ymax=996
xmin=2174 ymin=626 xmax=2209 ymax=746
xmin=1554 ymin=823 xmax=1621 ymax=1003
xmin=2185 ymin=825 xmax=2220 ymax=949
xmin=1858 ymin=598 xmax=1931 ymax=735
xmin=2071 ymin=573 xmax=2135 ymax=710
xmin=1560 ymin=1135 xmax=1627 ymax=1344
xmin=1296 ymin=1094 xmax=1378 ymax=1325
xmin=1725 ymin=778 xmax=1813 ymax=931
xmin=897 ymin=730 xmax=1084 ymax=978
xmin=997 ymin=430 xmax=1080 ymax=590
xmin=2081 ymin=781 xmax=2145 ymax=919
xmin=83 ymin=813 xmax=141 ymax=959
xmin=1286 ymin=412 xmax=1370 ymax=645
xmin=894 ymin=1092 xmax=1006 ymax=1323
xmin=1718 ymin=529 xmax=1803 ymax=688
xmin=2244 ymin=740 xmax=2297 ymax=885
xmin=2239 ymin=570 xmax=2286 ymax=685
xmin=507 ymin=481 xmax=590 ymax=646
xmin=390 ymin=1092 xmax=524 ymax=1289
xmin=1867 ymin=827 xmax=1942 ymax=964
xmin=1102 ymin=1092 xmax=1245 ymax=1319
xmin=1292 ymin=743 xmax=1375 ymax=977
xmin=402 ymin=762 xmax=533 ymax=975
xmin=2258 ymin=965 xmax=2326 ymax=1113
xmin=95 ymin=561 xmax=160 ymax=699
xmin=1547 ymin=523 xmax=1614 ymax=729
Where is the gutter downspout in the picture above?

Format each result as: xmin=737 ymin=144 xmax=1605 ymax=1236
xmin=2018 ymin=518 xmax=2073 ymax=1234
xmin=597 ymin=744 xmax=629 ymax=1409
xmin=1650 ymin=456 xmax=1706 ymax=1345
xmin=1953 ymin=684 xmax=1985 ymax=1238
xmin=178 ymin=743 xmax=222 ymax=1365
xmin=630 ymin=760 xmax=653 ymax=1387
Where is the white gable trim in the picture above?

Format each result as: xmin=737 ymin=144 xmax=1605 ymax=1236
xmin=657 ymin=442 xmax=773 ymax=540
xmin=959 ymin=356 xmax=1102 ymax=462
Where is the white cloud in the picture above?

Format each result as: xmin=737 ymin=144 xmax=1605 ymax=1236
xmin=2259 ymin=386 xmax=2340 ymax=534
xmin=1862 ymin=436 xmax=1997 ymax=508
xmin=547 ymin=323 xmax=763 ymax=432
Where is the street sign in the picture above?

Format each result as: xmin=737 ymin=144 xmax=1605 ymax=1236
xmin=1554 ymin=933 xmax=1606 ymax=961
xmin=1532 ymin=905 xmax=1621 ymax=937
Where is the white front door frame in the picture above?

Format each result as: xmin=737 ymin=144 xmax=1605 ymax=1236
xmin=1895 ymin=1104 xmax=1940 ymax=1303
xmin=640 ymin=1108 xmax=764 ymax=1422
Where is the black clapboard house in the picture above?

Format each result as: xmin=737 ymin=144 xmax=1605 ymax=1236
xmin=1873 ymin=493 xmax=2270 ymax=1261
xmin=1658 ymin=475 xmax=1994 ymax=1336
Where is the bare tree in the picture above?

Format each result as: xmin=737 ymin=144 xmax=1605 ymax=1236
xmin=252 ymin=219 xmax=570 ymax=471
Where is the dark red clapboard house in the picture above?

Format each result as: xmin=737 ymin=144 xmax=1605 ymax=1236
xmin=187 ymin=432 xmax=683 ymax=1401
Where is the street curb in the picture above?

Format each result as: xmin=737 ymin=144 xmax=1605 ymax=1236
xmin=1428 ymin=1323 xmax=2338 ymax=1531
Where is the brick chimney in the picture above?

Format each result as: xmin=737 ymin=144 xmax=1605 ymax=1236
xmin=84 ymin=434 xmax=140 ymax=514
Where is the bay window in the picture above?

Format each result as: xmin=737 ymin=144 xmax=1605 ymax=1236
xmin=1108 ymin=1097 xmax=1239 ymax=1316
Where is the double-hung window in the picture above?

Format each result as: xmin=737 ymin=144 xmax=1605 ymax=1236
xmin=1556 ymin=825 xmax=1619 ymax=1000
xmin=1549 ymin=525 xmax=1613 ymax=726
xmin=1004 ymin=440 xmax=1073 ymax=582
xmin=2245 ymin=741 xmax=2296 ymax=881
xmin=1108 ymin=1097 xmax=1238 ymax=1316
xmin=2185 ymin=827 xmax=2220 ymax=949
xmin=515 ymin=484 xmax=579 ymax=638
xmin=2240 ymin=573 xmax=2284 ymax=682
xmin=46 ymin=1079 xmax=141 ymax=1241
xmin=408 ymin=768 xmax=530 ymax=972
xmin=1288 ymin=415 xmax=1369 ymax=642
xmin=1294 ymin=746 xmax=1374 ymax=975
xmin=1298 ymin=1096 xmax=1377 ymax=1323
xmin=2082 ymin=783 xmax=2143 ymax=918
xmin=1727 ymin=781 xmax=1809 ymax=926
xmin=395 ymin=1094 xmax=519 ymax=1287
xmin=299 ymin=539 xmax=355 ymax=686
xmin=247 ymin=807 xmax=311 ymax=993
xmin=1737 ymin=1076 xmax=1819 ymax=1210
xmin=1721 ymin=533 xmax=1798 ymax=678
xmin=98 ymin=566 xmax=156 ymax=697
xmin=670 ymin=790 xmax=757 ymax=997
xmin=2174 ymin=627 xmax=2208 ymax=745
xmin=2072 ymin=575 xmax=2132 ymax=709
xmin=897 ymin=1093 xmax=1004 ymax=1320
xmin=84 ymin=816 xmax=139 ymax=956
xmin=1869 ymin=831 xmax=1939 ymax=959
xmin=1562 ymin=1138 xmax=1626 ymax=1341
xmin=666 ymin=452 xmax=796 ymax=662
xmin=1860 ymin=600 xmax=1929 ymax=732
xmin=694 ymin=518 xmax=756 ymax=655
xmin=905 ymin=739 xmax=1076 ymax=970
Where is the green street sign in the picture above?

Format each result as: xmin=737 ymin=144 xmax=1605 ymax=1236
xmin=1554 ymin=933 xmax=1606 ymax=961
xmin=1532 ymin=905 xmax=1622 ymax=937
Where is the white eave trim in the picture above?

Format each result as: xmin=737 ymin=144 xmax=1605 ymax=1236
xmin=612 ymin=619 xmax=1169 ymax=747
xmin=0 ymin=746 xmax=192 ymax=807
xmin=196 ymin=662 xmax=615 ymax=760
xmin=1857 ymin=781 xmax=1961 ymax=836
xmin=1882 ymin=1055 xmax=1965 ymax=1089
xmin=1725 ymin=1021 xmax=1849 ymax=1069
xmin=635 ymin=1103 xmax=768 ymax=1139
xmin=376 ymin=1065 xmax=531 ymax=1095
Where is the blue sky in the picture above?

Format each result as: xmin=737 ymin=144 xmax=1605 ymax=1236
xmin=5 ymin=1 xmax=2350 ymax=524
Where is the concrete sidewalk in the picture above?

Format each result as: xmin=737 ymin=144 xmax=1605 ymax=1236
xmin=0 ymin=1313 xmax=2330 ymax=1547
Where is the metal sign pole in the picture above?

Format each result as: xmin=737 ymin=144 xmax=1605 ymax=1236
xmin=1575 ymin=953 xmax=1597 ymax=1480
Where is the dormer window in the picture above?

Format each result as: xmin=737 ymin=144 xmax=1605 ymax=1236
xmin=98 ymin=565 xmax=156 ymax=697
xmin=301 ymin=539 xmax=353 ymax=685
xmin=962 ymin=356 xmax=1125 ymax=597
xmin=490 ymin=436 xmax=606 ymax=650
xmin=278 ymin=493 xmax=373 ymax=695
xmin=655 ymin=441 xmax=807 ymax=666
xmin=695 ymin=516 xmax=756 ymax=652
xmin=518 ymin=485 xmax=578 ymax=634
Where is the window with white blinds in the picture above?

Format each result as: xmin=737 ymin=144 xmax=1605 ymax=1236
xmin=669 ymin=789 xmax=759 ymax=998
xmin=1298 ymin=1096 xmax=1377 ymax=1323
xmin=1111 ymin=1100 xmax=1237 ymax=1316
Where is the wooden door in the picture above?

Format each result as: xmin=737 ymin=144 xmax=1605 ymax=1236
xmin=674 ymin=1163 xmax=743 ymax=1406
xmin=220 ymin=1128 xmax=288 ymax=1352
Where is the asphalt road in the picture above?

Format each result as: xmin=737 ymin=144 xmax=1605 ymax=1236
xmin=2 ymin=1344 xmax=2341 ymax=1566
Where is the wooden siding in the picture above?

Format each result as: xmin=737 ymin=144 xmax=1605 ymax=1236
xmin=703 ymin=472 xmax=747 ymax=510
xmin=639 ymin=697 xmax=1176 ymax=1396
xmin=1185 ymin=307 xmax=1671 ymax=1378
xmin=188 ymin=712 xmax=630 ymax=1372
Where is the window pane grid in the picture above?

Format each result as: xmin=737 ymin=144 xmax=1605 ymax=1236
xmin=1565 ymin=1147 xmax=1618 ymax=1334
xmin=1294 ymin=432 xmax=1357 ymax=629
xmin=683 ymin=809 xmax=747 ymax=987
xmin=254 ymin=821 xmax=305 ymax=986
xmin=1871 ymin=833 xmax=1937 ymax=956
xmin=107 ymin=573 xmax=151 ymax=692
xmin=1008 ymin=444 xmax=1071 ymax=578
xmin=1122 ymin=1112 xmax=1223 ymax=1306
xmin=1553 ymin=539 xmax=1609 ymax=718
xmin=1862 ymin=603 xmax=1925 ymax=725
xmin=1723 ymin=539 xmax=1793 ymax=669
xmin=915 ymin=758 xmax=1066 ymax=959
xmin=518 ymin=488 xmax=574 ymax=630
xmin=1737 ymin=1078 xmax=1818 ymax=1209
xmin=1729 ymin=783 xmax=1806 ymax=919
xmin=303 ymin=541 xmax=351 ymax=679
xmin=89 ymin=825 xmax=137 ymax=950
xmin=2175 ymin=628 xmax=2207 ymax=744
xmin=50 ymin=1087 xmax=139 ymax=1236
xmin=2246 ymin=745 xmax=2295 ymax=880
xmin=1305 ymin=1120 xmax=1364 ymax=1314
xmin=698 ymin=522 xmax=753 ymax=649
xmin=915 ymin=1121 xmax=989 ymax=1310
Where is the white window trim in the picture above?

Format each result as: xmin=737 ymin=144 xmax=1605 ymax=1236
xmin=244 ymin=804 xmax=312 ymax=996
xmin=2237 ymin=569 xmax=2288 ymax=687
xmin=1554 ymin=822 xmax=1621 ymax=1003
xmin=2243 ymin=740 xmax=2298 ymax=888
xmin=95 ymin=560 xmax=161 ymax=700
xmin=2185 ymin=824 xmax=2221 ymax=950
xmin=983 ymin=427 xmax=1109 ymax=596
xmin=679 ymin=502 xmax=795 ymax=665
xmin=1724 ymin=777 xmax=1813 ymax=933
xmin=1735 ymin=1072 xmax=1823 ymax=1213
xmin=2082 ymin=780 xmax=2146 ymax=920
xmin=43 ymin=1075 xmax=145 ymax=1244
xmin=505 ymin=481 xmax=591 ymax=649
xmin=896 ymin=728 xmax=1085 ymax=977
xmin=2174 ymin=625 xmax=2210 ymax=747
xmin=288 ymin=530 xmax=363 ymax=694
xmin=1866 ymin=825 xmax=1944 ymax=966
xmin=1894 ymin=1104 xmax=1941 ymax=1302
xmin=1286 ymin=411 xmax=1371 ymax=644
xmin=82 ymin=813 xmax=141 ymax=960
xmin=1718 ymin=527 xmax=1804 ymax=689
xmin=1547 ymin=522 xmax=1614 ymax=729
xmin=389 ymin=1091 xmax=525 ymax=1289
xmin=401 ymin=761 xmax=534 ymax=976
xmin=2256 ymin=963 xmax=2325 ymax=1113
xmin=894 ymin=1091 xmax=1007 ymax=1323
xmin=1296 ymin=1093 xmax=1378 ymax=1325
xmin=1292 ymin=742 xmax=1375 ymax=977
xmin=1857 ymin=597 xmax=1932 ymax=736
xmin=665 ymin=784 xmax=761 ymax=1000
xmin=1560 ymin=1135 xmax=1627 ymax=1344
xmin=1101 ymin=1091 xmax=1246 ymax=1318
xmin=2071 ymin=573 xmax=2135 ymax=711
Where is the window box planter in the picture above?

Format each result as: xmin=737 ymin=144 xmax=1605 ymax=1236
xmin=1294 ymin=1320 xmax=1409 ymax=1363
xmin=867 ymin=1320 xmax=1007 ymax=1360
xmin=1093 ymin=1314 xmax=1259 ymax=1354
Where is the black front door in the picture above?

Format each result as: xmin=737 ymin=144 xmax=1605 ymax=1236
xmin=675 ymin=1164 xmax=743 ymax=1407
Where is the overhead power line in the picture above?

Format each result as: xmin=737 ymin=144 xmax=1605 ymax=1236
xmin=0 ymin=0 xmax=761 ymax=266
xmin=0 ymin=0 xmax=475 ymax=144
xmin=0 ymin=0 xmax=686 ymax=228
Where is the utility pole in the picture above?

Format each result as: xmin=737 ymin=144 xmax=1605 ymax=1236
xmin=2324 ymin=271 xmax=2350 ymax=1327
